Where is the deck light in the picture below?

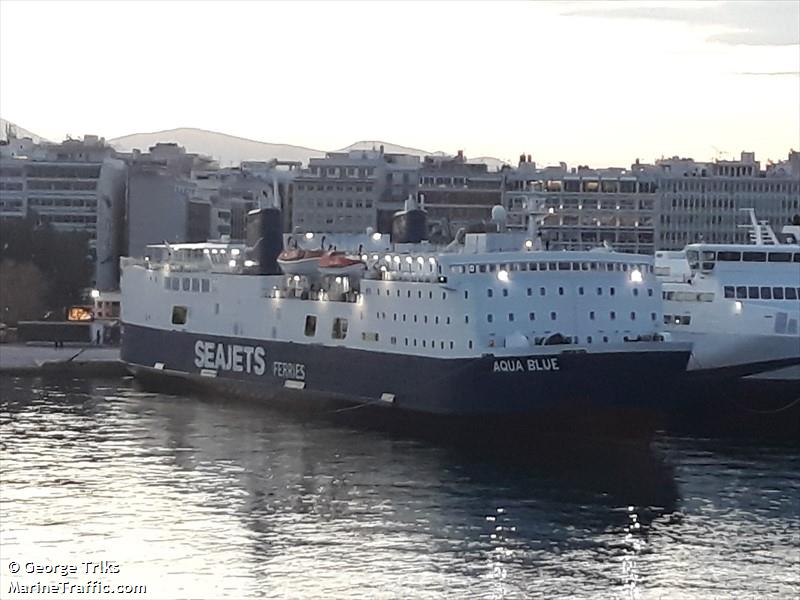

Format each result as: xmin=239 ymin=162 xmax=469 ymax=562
xmin=630 ymin=269 xmax=643 ymax=283
xmin=305 ymin=232 xmax=314 ymax=240
xmin=228 ymin=259 xmax=237 ymax=268
xmin=497 ymin=269 xmax=509 ymax=283
xmin=524 ymin=240 xmax=533 ymax=249
xmin=372 ymin=232 xmax=381 ymax=241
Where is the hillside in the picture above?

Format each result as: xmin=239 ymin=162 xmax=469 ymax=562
xmin=109 ymin=128 xmax=326 ymax=166
xmin=0 ymin=118 xmax=48 ymax=143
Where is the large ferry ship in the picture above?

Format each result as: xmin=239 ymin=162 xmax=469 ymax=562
xmin=120 ymin=194 xmax=691 ymax=438
xmin=654 ymin=210 xmax=800 ymax=433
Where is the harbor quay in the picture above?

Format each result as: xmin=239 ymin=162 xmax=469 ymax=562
xmin=0 ymin=343 xmax=123 ymax=375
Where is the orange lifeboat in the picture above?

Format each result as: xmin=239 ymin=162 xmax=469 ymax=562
xmin=277 ymin=248 xmax=324 ymax=275
xmin=318 ymin=252 xmax=366 ymax=277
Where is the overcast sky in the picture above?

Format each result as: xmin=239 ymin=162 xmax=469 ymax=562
xmin=1 ymin=0 xmax=798 ymax=166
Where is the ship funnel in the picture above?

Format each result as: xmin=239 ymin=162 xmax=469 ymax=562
xmin=245 ymin=207 xmax=283 ymax=274
xmin=392 ymin=193 xmax=427 ymax=244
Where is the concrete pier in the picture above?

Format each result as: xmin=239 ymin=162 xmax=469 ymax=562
xmin=0 ymin=344 xmax=125 ymax=376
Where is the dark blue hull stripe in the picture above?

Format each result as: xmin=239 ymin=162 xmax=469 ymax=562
xmin=121 ymin=323 xmax=690 ymax=417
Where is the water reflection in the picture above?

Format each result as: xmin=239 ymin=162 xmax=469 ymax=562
xmin=1 ymin=376 xmax=797 ymax=599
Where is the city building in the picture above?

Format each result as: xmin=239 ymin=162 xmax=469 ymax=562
xmin=506 ymin=156 xmax=658 ymax=254
xmin=0 ymin=131 xmax=127 ymax=289
xmin=418 ymin=151 xmax=505 ymax=241
xmin=291 ymin=147 xmax=419 ymax=234
xmin=652 ymin=151 xmax=800 ymax=247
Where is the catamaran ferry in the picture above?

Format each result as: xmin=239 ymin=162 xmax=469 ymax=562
xmin=120 ymin=194 xmax=691 ymax=438
xmin=654 ymin=210 xmax=800 ymax=434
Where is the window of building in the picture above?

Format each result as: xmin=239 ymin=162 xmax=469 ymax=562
xmin=182 ymin=278 xmax=190 ymax=291
xmin=332 ymin=318 xmax=349 ymax=339
xmin=201 ymin=279 xmax=210 ymax=292
xmin=502 ymin=289 xmax=508 ymax=297
xmin=540 ymin=287 xmax=546 ymax=296
xmin=191 ymin=278 xmax=200 ymax=292
xmin=304 ymin=315 xmax=317 ymax=337
xmin=487 ymin=289 xmax=493 ymax=298
xmin=171 ymin=305 xmax=188 ymax=325
xmin=610 ymin=311 xmax=616 ymax=320
xmin=550 ymin=312 xmax=557 ymax=320
xmin=508 ymin=313 xmax=514 ymax=322
xmin=487 ymin=314 xmax=493 ymax=323
xmin=589 ymin=311 xmax=595 ymax=320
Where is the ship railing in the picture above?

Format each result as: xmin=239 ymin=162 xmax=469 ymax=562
xmin=265 ymin=286 xmax=361 ymax=304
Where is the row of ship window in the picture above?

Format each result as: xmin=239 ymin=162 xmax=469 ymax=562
xmin=690 ymin=250 xmax=800 ymax=263
xmin=484 ymin=286 xmax=654 ymax=298
xmin=450 ymin=262 xmax=653 ymax=274
xmin=164 ymin=276 xmax=211 ymax=293
xmin=304 ymin=315 xmax=631 ymax=347
xmin=723 ymin=286 xmax=800 ymax=300
xmin=375 ymin=310 xmax=657 ymax=324
xmin=366 ymin=285 xmax=654 ymax=300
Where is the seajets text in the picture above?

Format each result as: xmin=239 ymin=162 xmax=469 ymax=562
xmin=194 ymin=341 xmax=267 ymax=374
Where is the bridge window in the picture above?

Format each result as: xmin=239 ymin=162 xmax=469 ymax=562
xmin=201 ymin=279 xmax=210 ymax=292
xmin=742 ymin=252 xmax=766 ymax=262
xmin=773 ymin=287 xmax=784 ymax=300
xmin=768 ymin=252 xmax=792 ymax=262
xmin=748 ymin=286 xmax=759 ymax=299
xmin=760 ymin=287 xmax=772 ymax=300
xmin=182 ymin=278 xmax=190 ymax=291
xmin=724 ymin=286 xmax=735 ymax=298
xmin=786 ymin=287 xmax=798 ymax=300
xmin=718 ymin=251 xmax=741 ymax=261
xmin=736 ymin=286 xmax=747 ymax=299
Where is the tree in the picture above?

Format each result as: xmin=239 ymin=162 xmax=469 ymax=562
xmin=0 ymin=259 xmax=47 ymax=324
xmin=0 ymin=217 xmax=92 ymax=314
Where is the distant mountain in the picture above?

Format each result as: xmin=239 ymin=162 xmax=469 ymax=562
xmin=0 ymin=118 xmax=48 ymax=143
xmin=468 ymin=156 xmax=509 ymax=171
xmin=109 ymin=128 xmax=327 ymax=166
xmin=7 ymin=124 xmax=507 ymax=170
xmin=339 ymin=140 xmax=507 ymax=169
xmin=337 ymin=140 xmax=444 ymax=157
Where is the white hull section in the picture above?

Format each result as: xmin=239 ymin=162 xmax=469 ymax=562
xmin=670 ymin=330 xmax=799 ymax=373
